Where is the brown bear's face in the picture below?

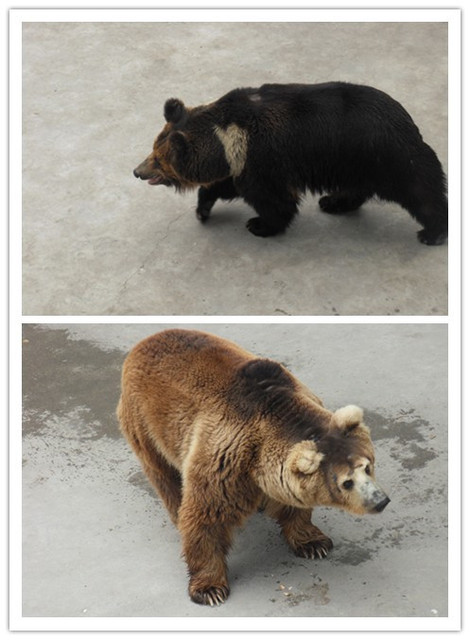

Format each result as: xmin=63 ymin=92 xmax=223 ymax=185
xmin=321 ymin=454 xmax=390 ymax=516
xmin=287 ymin=405 xmax=389 ymax=515
xmin=133 ymin=98 xmax=231 ymax=190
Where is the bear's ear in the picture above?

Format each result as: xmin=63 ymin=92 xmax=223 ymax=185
xmin=164 ymin=98 xmax=188 ymax=126
xmin=288 ymin=441 xmax=324 ymax=475
xmin=333 ymin=405 xmax=368 ymax=434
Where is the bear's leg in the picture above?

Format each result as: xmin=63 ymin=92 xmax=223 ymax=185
xmin=140 ymin=452 xmax=182 ymax=526
xmin=319 ymin=191 xmax=368 ymax=215
xmin=119 ymin=403 xmax=182 ymax=524
xmin=400 ymin=190 xmax=448 ymax=246
xmin=266 ymin=501 xmax=333 ymax=559
xmin=245 ymin=191 xmax=299 ymax=237
xmin=383 ymin=145 xmax=448 ymax=245
xmin=196 ymin=178 xmax=239 ymax=222
xmin=415 ymin=207 xmax=448 ymax=245
xmin=178 ymin=494 xmax=233 ymax=605
xmin=389 ymin=189 xmax=448 ymax=245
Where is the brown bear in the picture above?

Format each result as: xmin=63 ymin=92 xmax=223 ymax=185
xmin=117 ymin=329 xmax=390 ymax=606
xmin=133 ymin=82 xmax=447 ymax=245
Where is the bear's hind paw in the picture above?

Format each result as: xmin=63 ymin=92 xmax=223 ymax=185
xmin=417 ymin=227 xmax=447 ymax=246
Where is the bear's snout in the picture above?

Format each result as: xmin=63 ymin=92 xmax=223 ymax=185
xmin=133 ymin=162 xmax=150 ymax=179
xmin=357 ymin=477 xmax=390 ymax=514
xmin=133 ymin=154 xmax=160 ymax=180
xmin=374 ymin=496 xmax=391 ymax=513
xmin=133 ymin=157 xmax=173 ymax=186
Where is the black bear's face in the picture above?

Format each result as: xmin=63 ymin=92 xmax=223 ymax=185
xmin=133 ymin=108 xmax=195 ymax=190
xmin=133 ymin=98 xmax=230 ymax=189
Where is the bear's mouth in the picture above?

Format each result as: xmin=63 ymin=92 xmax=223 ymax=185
xmin=147 ymin=175 xmax=168 ymax=186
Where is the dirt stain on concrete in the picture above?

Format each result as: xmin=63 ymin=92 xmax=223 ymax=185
xmin=278 ymin=578 xmax=331 ymax=607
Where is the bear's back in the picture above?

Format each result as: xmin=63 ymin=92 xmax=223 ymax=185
xmin=120 ymin=330 xmax=333 ymax=459
xmin=215 ymin=82 xmax=419 ymax=150
xmin=122 ymin=329 xmax=253 ymax=400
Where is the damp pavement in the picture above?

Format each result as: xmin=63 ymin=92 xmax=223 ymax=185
xmin=21 ymin=323 xmax=448 ymax=619
xmin=22 ymin=20 xmax=448 ymax=316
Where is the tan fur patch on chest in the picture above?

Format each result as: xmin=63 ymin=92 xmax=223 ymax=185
xmin=214 ymin=124 xmax=248 ymax=177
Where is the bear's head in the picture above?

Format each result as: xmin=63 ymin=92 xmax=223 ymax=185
xmin=286 ymin=405 xmax=390 ymax=515
xmin=133 ymin=98 xmax=232 ymax=189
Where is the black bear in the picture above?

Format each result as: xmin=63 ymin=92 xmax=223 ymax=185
xmin=134 ymin=82 xmax=447 ymax=245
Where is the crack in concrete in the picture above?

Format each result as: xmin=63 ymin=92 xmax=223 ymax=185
xmin=117 ymin=212 xmax=186 ymax=299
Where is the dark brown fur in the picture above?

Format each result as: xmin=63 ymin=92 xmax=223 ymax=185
xmin=117 ymin=329 xmax=389 ymax=606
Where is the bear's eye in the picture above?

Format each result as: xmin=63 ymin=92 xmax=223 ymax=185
xmin=342 ymin=479 xmax=354 ymax=490
xmin=365 ymin=464 xmax=371 ymax=476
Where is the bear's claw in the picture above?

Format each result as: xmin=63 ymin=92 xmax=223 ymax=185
xmin=293 ymin=536 xmax=333 ymax=560
xmin=190 ymin=585 xmax=230 ymax=606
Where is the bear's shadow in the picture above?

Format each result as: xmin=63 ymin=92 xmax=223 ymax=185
xmin=228 ymin=512 xmax=298 ymax=579
xmin=199 ymin=200 xmax=424 ymax=252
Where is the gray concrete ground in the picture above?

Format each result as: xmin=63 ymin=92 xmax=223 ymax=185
xmin=22 ymin=21 xmax=448 ymax=316
xmin=22 ymin=323 xmax=448 ymax=621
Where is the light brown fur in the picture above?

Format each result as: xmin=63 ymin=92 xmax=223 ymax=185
xmin=117 ymin=329 xmax=389 ymax=606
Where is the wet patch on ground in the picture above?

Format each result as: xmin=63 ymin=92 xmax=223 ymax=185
xmin=365 ymin=408 xmax=431 ymax=443
xmin=365 ymin=408 xmax=440 ymax=470
xmin=330 ymin=541 xmax=374 ymax=566
xmin=23 ymin=324 xmax=125 ymax=440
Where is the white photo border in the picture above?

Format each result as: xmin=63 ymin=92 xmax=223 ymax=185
xmin=9 ymin=4 xmax=462 ymax=634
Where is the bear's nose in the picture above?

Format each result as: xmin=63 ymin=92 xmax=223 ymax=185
xmin=374 ymin=496 xmax=390 ymax=513
xmin=133 ymin=168 xmax=142 ymax=178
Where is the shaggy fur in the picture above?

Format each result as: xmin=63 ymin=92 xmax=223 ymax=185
xmin=117 ymin=329 xmax=390 ymax=606
xmin=134 ymin=82 xmax=447 ymax=244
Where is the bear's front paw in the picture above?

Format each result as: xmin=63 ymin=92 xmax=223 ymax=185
xmin=292 ymin=536 xmax=333 ymax=560
xmin=189 ymin=583 xmax=230 ymax=606
xmin=196 ymin=204 xmax=212 ymax=222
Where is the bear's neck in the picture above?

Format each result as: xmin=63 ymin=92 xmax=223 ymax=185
xmin=252 ymin=438 xmax=320 ymax=509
